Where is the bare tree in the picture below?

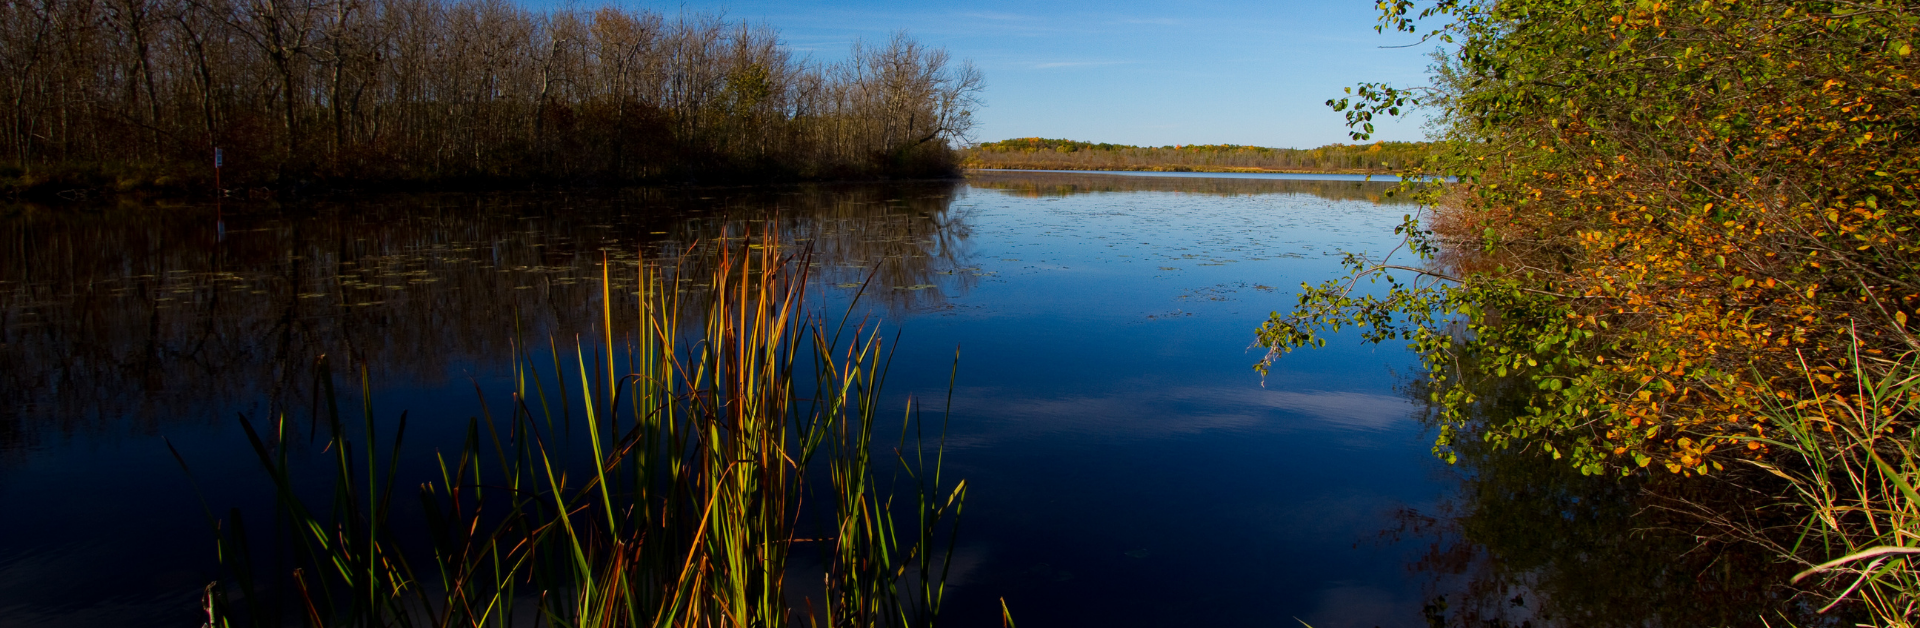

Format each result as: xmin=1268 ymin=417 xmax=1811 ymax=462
xmin=0 ymin=0 xmax=983 ymax=189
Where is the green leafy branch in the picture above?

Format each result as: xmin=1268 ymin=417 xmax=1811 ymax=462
xmin=1254 ymin=210 xmax=1643 ymax=473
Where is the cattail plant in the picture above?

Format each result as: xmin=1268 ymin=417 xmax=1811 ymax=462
xmin=182 ymin=233 xmax=967 ymax=627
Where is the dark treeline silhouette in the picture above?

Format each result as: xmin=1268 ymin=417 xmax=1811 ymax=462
xmin=0 ymin=0 xmax=982 ymax=195
xmin=964 ymin=137 xmax=1429 ymax=173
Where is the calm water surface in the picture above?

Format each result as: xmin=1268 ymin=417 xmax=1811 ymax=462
xmin=1 ymin=171 xmax=1448 ymax=627
xmin=972 ymin=168 xmax=1406 ymax=182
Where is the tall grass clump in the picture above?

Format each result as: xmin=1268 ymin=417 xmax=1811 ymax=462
xmin=182 ymin=235 xmax=966 ymax=627
xmin=1748 ymin=347 xmax=1920 ymax=625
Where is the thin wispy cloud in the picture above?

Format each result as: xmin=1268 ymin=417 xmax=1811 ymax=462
xmin=1114 ymin=17 xmax=1183 ymax=26
xmin=658 ymin=0 xmax=1437 ymax=146
xmin=1031 ymin=61 xmax=1130 ymax=70
xmin=956 ymin=11 xmax=1032 ymax=22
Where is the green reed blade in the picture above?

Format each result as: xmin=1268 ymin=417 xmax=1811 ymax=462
xmin=576 ymin=342 xmax=622 ymax=538
xmin=203 ymin=234 xmax=974 ymax=628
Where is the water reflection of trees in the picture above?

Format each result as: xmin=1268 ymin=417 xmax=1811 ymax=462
xmin=965 ymin=170 xmax=1413 ymax=204
xmin=0 ymin=181 xmax=968 ymax=452
xmin=655 ymin=184 xmax=977 ymax=315
xmin=1393 ymin=369 xmax=1837 ymax=627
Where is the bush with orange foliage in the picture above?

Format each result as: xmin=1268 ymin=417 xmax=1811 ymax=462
xmin=1259 ymin=0 xmax=1920 ymax=477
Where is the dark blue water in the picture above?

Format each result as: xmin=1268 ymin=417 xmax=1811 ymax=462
xmin=0 ymin=173 xmax=1445 ymax=627
xmin=894 ymin=173 xmax=1435 ymax=627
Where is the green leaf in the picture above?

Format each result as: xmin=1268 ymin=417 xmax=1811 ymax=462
xmin=1869 ymin=450 xmax=1920 ymax=506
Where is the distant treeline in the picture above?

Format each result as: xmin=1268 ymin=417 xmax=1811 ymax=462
xmin=0 ymin=1 xmax=982 ymax=196
xmin=965 ymin=170 xmax=1411 ymax=204
xmin=963 ymin=138 xmax=1430 ymax=173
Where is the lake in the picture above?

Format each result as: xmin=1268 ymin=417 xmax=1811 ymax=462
xmin=0 ymin=170 xmax=1775 ymax=627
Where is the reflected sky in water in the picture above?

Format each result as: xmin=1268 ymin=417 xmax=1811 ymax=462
xmin=0 ymin=172 xmax=1443 ymax=627
xmin=899 ymin=172 xmax=1433 ymax=627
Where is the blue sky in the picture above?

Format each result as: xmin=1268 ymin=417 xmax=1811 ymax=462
xmin=552 ymin=1 xmax=1442 ymax=148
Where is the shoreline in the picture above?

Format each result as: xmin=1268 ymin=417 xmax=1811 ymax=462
xmin=959 ymin=163 xmax=1399 ymax=176
xmin=0 ymin=170 xmax=972 ymax=206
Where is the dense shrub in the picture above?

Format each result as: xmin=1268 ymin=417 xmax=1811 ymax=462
xmin=1262 ymin=0 xmax=1920 ymax=475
